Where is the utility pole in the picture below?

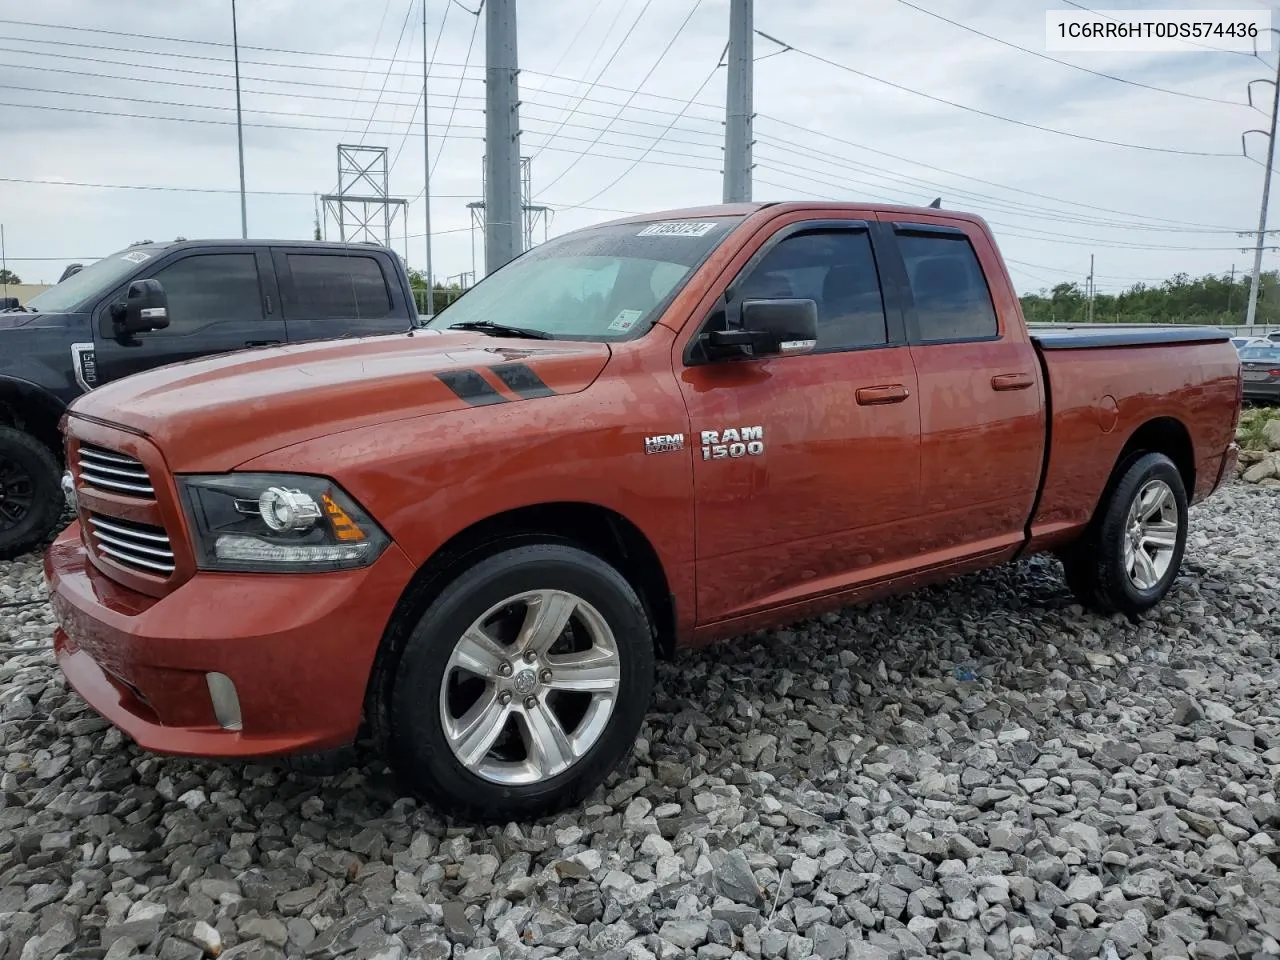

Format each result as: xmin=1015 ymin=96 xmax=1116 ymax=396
xmin=484 ymin=0 xmax=523 ymax=274
xmin=421 ymin=0 xmax=435 ymax=316
xmin=1245 ymin=45 xmax=1280 ymax=327
xmin=1086 ymin=254 xmax=1095 ymax=324
xmin=1 ymin=224 xmax=7 ymax=301
xmin=232 ymin=0 xmax=248 ymax=239
xmin=722 ymin=0 xmax=753 ymax=203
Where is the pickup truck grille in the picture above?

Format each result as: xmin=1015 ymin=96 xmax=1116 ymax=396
xmin=76 ymin=443 xmax=155 ymax=498
xmin=86 ymin=514 xmax=176 ymax=575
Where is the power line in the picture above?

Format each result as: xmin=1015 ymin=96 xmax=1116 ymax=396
xmin=751 ymin=135 xmax=1248 ymax=234
xmin=758 ymin=31 xmax=1242 ymax=157
xmin=357 ymin=0 xmax=421 ymax=145
xmin=753 ymin=162 xmax=1267 ymax=251
xmin=388 ymin=1 xmax=451 ymax=173
xmin=547 ymin=59 xmax=723 ymax=210
xmin=892 ymin=0 xmax=1246 ymax=107
xmin=428 ymin=2 xmax=481 ymax=182
xmin=4 ymin=60 xmax=725 ymax=146
xmin=536 ymin=0 xmax=706 ymax=196
xmin=527 ymin=0 xmax=658 ymax=162
xmin=0 ymin=175 xmax=477 ymax=198
xmin=753 ymin=114 xmax=1244 ymax=231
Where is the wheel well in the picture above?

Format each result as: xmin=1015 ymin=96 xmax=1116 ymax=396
xmin=362 ymin=502 xmax=677 ymax=744
xmin=1116 ymin=416 xmax=1195 ymax=496
xmin=1075 ymin=416 xmax=1195 ymax=545
xmin=0 ymin=381 xmax=66 ymax=465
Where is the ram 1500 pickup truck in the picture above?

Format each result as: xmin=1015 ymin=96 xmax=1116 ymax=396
xmin=0 ymin=239 xmax=417 ymax=557
xmin=44 ymin=202 xmax=1241 ymax=822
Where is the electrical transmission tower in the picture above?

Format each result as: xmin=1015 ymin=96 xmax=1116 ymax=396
xmin=469 ymin=156 xmax=551 ymax=275
xmin=321 ymin=145 xmax=409 ymax=252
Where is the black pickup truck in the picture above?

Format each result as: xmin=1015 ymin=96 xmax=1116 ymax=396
xmin=0 ymin=238 xmax=419 ymax=556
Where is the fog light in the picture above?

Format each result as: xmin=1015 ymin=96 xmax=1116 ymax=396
xmin=206 ymin=672 xmax=243 ymax=731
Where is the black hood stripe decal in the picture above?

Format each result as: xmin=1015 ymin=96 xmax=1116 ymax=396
xmin=489 ymin=363 xmax=557 ymax=399
xmin=435 ymin=369 xmax=508 ymax=406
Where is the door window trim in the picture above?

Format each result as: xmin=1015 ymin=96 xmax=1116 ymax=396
xmin=884 ymin=221 xmax=1003 ymax=347
xmin=683 ymin=218 xmax=908 ymax=367
xmin=273 ymin=248 xmax=397 ymax=322
xmin=94 ymin=248 xmax=269 ymax=340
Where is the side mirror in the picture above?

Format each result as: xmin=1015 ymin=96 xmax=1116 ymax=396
xmin=110 ymin=279 xmax=169 ymax=340
xmin=706 ymin=298 xmax=819 ymax=359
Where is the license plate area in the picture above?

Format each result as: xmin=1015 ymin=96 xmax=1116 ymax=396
xmin=1243 ymin=371 xmax=1269 ymax=381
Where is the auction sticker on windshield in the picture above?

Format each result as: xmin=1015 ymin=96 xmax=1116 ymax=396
xmin=120 ymin=251 xmax=152 ymax=264
xmin=608 ymin=309 xmax=644 ymax=332
xmin=637 ymin=221 xmax=718 ymax=238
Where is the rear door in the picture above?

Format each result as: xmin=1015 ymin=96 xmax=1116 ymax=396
xmin=92 ymin=247 xmax=283 ymax=385
xmin=271 ymin=248 xmax=409 ymax=343
xmin=879 ymin=218 xmax=1045 ymax=561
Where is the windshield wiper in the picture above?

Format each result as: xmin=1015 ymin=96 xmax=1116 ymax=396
xmin=444 ymin=320 xmax=555 ymax=340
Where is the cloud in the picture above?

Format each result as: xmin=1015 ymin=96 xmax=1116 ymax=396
xmin=0 ymin=0 xmax=1270 ymax=295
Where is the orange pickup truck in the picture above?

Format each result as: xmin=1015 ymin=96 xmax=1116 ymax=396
xmin=45 ymin=202 xmax=1241 ymax=821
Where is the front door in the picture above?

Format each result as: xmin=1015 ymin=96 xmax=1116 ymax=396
xmin=93 ymin=249 xmax=284 ymax=385
xmin=677 ymin=219 xmax=923 ymax=625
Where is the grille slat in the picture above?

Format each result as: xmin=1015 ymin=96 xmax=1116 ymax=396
xmin=77 ymin=443 xmax=155 ymax=498
xmin=88 ymin=514 xmax=175 ymax=575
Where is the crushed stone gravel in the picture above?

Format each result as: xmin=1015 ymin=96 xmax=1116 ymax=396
xmin=2 ymin=481 xmax=1278 ymax=960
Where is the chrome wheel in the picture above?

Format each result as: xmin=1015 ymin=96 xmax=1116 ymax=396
xmin=1122 ymin=478 xmax=1179 ymax=590
xmin=438 ymin=588 xmax=622 ymax=786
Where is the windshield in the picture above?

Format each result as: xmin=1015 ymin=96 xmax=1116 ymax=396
xmin=1240 ymin=346 xmax=1280 ymax=361
xmin=426 ymin=216 xmax=744 ymax=340
xmin=25 ymin=247 xmax=162 ymax=313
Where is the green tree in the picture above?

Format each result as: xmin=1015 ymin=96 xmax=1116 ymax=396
xmin=406 ymin=268 xmax=466 ymax=316
xmin=0 ymin=268 xmax=20 ymax=285
xmin=1019 ymin=269 xmax=1280 ymax=326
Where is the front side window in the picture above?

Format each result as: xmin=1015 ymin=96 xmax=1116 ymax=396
xmin=896 ymin=231 xmax=999 ymax=342
xmin=287 ymin=254 xmax=392 ymax=320
xmin=151 ymin=254 xmax=264 ymax=334
xmin=426 ymin=217 xmax=743 ymax=340
xmin=735 ymin=229 xmax=888 ymax=351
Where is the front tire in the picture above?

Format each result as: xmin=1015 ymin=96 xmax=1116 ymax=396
xmin=0 ymin=427 xmax=64 ymax=560
xmin=1060 ymin=452 xmax=1188 ymax=617
xmin=386 ymin=543 xmax=655 ymax=823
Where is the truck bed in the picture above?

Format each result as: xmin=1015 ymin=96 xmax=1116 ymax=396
xmin=1024 ymin=329 xmax=1240 ymax=554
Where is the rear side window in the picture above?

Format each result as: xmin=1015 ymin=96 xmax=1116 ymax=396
xmin=897 ymin=231 xmax=998 ymax=342
xmin=287 ymin=254 xmax=392 ymax=320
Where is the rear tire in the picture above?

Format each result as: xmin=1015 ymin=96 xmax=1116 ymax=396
xmin=385 ymin=543 xmax=655 ymax=823
xmin=0 ymin=426 xmax=64 ymax=560
xmin=1059 ymin=452 xmax=1188 ymax=618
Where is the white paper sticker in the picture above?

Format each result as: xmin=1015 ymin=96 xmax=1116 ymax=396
xmin=636 ymin=221 xmax=718 ymax=238
xmin=120 ymin=251 xmax=151 ymax=264
xmin=608 ymin=309 xmax=644 ymax=332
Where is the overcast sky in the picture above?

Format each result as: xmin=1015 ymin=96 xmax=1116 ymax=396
xmin=1 ymin=0 xmax=1276 ymax=298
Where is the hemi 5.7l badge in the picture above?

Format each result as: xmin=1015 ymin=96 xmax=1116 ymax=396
xmin=701 ymin=426 xmax=764 ymax=460
xmin=644 ymin=433 xmax=685 ymax=455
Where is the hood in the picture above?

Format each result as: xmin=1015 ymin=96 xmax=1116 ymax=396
xmin=66 ymin=329 xmax=611 ymax=471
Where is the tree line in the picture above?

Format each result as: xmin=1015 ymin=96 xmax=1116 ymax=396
xmin=1019 ymin=269 xmax=1280 ymax=326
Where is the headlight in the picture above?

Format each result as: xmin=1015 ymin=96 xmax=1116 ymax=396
xmin=177 ymin=473 xmax=389 ymax=573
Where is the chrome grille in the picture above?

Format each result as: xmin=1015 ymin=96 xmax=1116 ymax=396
xmin=87 ymin=514 xmax=175 ymax=575
xmin=76 ymin=443 xmax=155 ymax=498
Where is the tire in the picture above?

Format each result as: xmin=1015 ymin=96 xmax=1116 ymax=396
xmin=385 ymin=542 xmax=655 ymax=823
xmin=0 ymin=426 xmax=64 ymax=560
xmin=1059 ymin=452 xmax=1188 ymax=618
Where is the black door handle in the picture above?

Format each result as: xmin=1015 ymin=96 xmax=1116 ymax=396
xmin=246 ymin=339 xmax=281 ymax=347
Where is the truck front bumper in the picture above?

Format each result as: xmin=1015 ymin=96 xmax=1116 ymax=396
xmin=45 ymin=522 xmax=416 ymax=758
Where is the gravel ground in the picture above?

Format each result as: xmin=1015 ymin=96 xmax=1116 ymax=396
xmin=2 ymin=483 xmax=1279 ymax=960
